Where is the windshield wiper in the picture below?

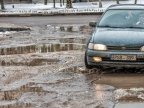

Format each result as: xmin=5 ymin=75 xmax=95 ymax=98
xmin=126 ymin=26 xmax=144 ymax=29
xmin=98 ymin=25 xmax=144 ymax=29
xmin=97 ymin=25 xmax=120 ymax=28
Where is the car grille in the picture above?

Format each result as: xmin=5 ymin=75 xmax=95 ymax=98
xmin=107 ymin=46 xmax=140 ymax=51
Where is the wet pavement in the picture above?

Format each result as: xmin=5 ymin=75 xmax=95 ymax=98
xmin=0 ymin=21 xmax=144 ymax=108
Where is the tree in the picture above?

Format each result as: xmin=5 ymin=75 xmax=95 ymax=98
xmin=99 ymin=0 xmax=102 ymax=8
xmin=0 ymin=0 xmax=4 ymax=10
xmin=116 ymin=0 xmax=119 ymax=4
xmin=53 ymin=0 xmax=56 ymax=8
xmin=135 ymin=0 xmax=137 ymax=4
xmin=44 ymin=0 xmax=47 ymax=5
xmin=66 ymin=0 xmax=72 ymax=8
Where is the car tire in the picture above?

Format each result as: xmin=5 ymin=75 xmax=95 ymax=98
xmin=85 ymin=52 xmax=93 ymax=69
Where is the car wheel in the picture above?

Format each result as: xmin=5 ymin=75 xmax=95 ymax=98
xmin=85 ymin=52 xmax=93 ymax=69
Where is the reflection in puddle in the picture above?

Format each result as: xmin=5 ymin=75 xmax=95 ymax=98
xmin=0 ymin=24 xmax=93 ymax=108
xmin=59 ymin=38 xmax=86 ymax=44
xmin=0 ymin=81 xmax=55 ymax=108
xmin=47 ymin=24 xmax=92 ymax=33
xmin=0 ymin=58 xmax=59 ymax=66
xmin=0 ymin=43 xmax=85 ymax=55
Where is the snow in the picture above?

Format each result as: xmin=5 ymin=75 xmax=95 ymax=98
xmin=115 ymin=88 xmax=144 ymax=101
xmin=0 ymin=0 xmax=144 ymax=16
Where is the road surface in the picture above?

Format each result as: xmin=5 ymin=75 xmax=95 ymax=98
xmin=0 ymin=15 xmax=101 ymax=25
xmin=0 ymin=15 xmax=144 ymax=108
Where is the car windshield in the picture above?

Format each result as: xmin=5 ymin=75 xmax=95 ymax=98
xmin=98 ymin=9 xmax=144 ymax=28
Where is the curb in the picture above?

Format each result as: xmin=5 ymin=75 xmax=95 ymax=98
xmin=0 ymin=8 xmax=105 ymax=17
xmin=0 ymin=12 xmax=103 ymax=17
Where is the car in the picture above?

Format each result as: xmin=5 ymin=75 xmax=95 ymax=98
xmin=85 ymin=4 xmax=144 ymax=69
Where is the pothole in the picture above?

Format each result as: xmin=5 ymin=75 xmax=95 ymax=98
xmin=0 ymin=102 xmax=32 ymax=108
xmin=0 ymin=82 xmax=56 ymax=101
xmin=0 ymin=57 xmax=59 ymax=66
xmin=47 ymin=24 xmax=93 ymax=33
xmin=0 ymin=27 xmax=30 ymax=32
xmin=0 ymin=23 xmax=30 ymax=32
xmin=0 ymin=43 xmax=85 ymax=55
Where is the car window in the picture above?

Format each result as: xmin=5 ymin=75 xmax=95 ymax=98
xmin=98 ymin=9 xmax=144 ymax=28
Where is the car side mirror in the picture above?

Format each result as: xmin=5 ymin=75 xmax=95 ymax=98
xmin=89 ymin=22 xmax=97 ymax=27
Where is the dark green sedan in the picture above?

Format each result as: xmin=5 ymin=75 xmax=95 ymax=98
xmin=85 ymin=4 xmax=144 ymax=69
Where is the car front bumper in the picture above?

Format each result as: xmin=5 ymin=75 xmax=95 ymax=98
xmin=86 ymin=49 xmax=144 ymax=68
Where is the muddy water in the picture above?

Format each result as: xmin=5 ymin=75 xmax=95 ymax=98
xmin=0 ymin=24 xmax=144 ymax=108
xmin=0 ymin=24 xmax=93 ymax=108
xmin=0 ymin=43 xmax=85 ymax=55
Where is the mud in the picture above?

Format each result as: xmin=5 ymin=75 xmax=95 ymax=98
xmin=0 ymin=43 xmax=85 ymax=55
xmin=115 ymin=103 xmax=144 ymax=108
xmin=0 ymin=23 xmax=30 ymax=32
xmin=0 ymin=23 xmax=144 ymax=108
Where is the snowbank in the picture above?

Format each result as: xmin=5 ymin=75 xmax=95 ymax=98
xmin=0 ymin=0 xmax=144 ymax=16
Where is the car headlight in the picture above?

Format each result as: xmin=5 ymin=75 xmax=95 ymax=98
xmin=141 ymin=46 xmax=144 ymax=51
xmin=88 ymin=43 xmax=107 ymax=51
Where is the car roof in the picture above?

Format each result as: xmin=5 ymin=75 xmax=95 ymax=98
xmin=108 ymin=4 xmax=144 ymax=10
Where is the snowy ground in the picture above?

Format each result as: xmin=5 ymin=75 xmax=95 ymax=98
xmin=4 ymin=0 xmax=144 ymax=11
xmin=0 ymin=0 xmax=144 ymax=16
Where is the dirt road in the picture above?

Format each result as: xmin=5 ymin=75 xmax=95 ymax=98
xmin=0 ymin=17 xmax=144 ymax=108
xmin=0 ymin=15 xmax=101 ymax=26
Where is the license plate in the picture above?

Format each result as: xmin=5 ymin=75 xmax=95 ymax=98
xmin=111 ymin=55 xmax=136 ymax=61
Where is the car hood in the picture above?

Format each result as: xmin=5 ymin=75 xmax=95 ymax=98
xmin=93 ymin=28 xmax=144 ymax=47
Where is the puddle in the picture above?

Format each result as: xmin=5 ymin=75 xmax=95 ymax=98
xmin=0 ymin=58 xmax=59 ymax=66
xmin=0 ymin=43 xmax=85 ymax=55
xmin=47 ymin=24 xmax=92 ymax=33
xmin=0 ymin=23 xmax=30 ymax=32
xmin=3 ymin=23 xmax=144 ymax=108
xmin=115 ymin=102 xmax=144 ymax=108
xmin=0 ymin=83 xmax=45 ymax=100
xmin=0 ymin=27 xmax=30 ymax=32
xmin=59 ymin=38 xmax=86 ymax=44
xmin=0 ymin=103 xmax=32 ymax=108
